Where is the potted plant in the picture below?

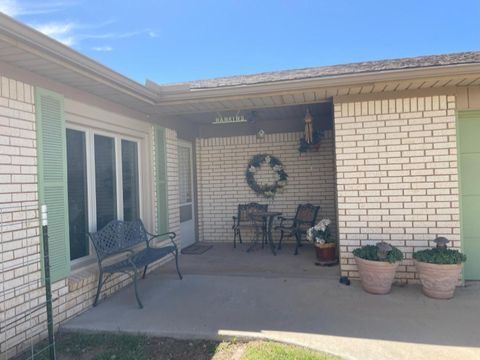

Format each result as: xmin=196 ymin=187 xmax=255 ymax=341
xmin=298 ymin=130 xmax=324 ymax=153
xmin=413 ymin=237 xmax=466 ymax=299
xmin=353 ymin=242 xmax=403 ymax=294
xmin=307 ymin=219 xmax=336 ymax=264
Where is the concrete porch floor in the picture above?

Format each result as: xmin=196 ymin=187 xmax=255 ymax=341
xmin=164 ymin=242 xmax=340 ymax=279
xmin=62 ymin=243 xmax=480 ymax=360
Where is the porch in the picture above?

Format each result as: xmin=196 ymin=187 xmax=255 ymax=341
xmin=164 ymin=243 xmax=339 ymax=279
xmin=62 ymin=252 xmax=480 ymax=360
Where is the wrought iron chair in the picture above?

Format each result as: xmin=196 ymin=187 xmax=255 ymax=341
xmin=232 ymin=202 xmax=268 ymax=248
xmin=275 ymin=204 xmax=320 ymax=255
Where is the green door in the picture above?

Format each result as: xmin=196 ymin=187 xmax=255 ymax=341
xmin=458 ymin=111 xmax=480 ymax=280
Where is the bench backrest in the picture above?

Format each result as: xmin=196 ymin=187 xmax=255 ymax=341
xmin=88 ymin=220 xmax=148 ymax=261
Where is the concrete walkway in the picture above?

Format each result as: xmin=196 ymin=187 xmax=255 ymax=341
xmin=62 ymin=246 xmax=480 ymax=360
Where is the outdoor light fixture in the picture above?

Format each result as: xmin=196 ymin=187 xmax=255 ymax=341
xmin=256 ymin=129 xmax=265 ymax=139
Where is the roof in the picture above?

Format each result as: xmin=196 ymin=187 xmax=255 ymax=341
xmin=0 ymin=13 xmax=157 ymax=114
xmin=162 ymin=51 xmax=480 ymax=90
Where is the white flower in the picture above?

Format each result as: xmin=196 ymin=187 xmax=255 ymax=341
xmin=248 ymin=166 xmax=257 ymax=173
xmin=307 ymin=228 xmax=314 ymax=241
xmin=315 ymin=238 xmax=325 ymax=245
xmin=273 ymin=164 xmax=283 ymax=171
xmin=264 ymin=155 xmax=271 ymax=164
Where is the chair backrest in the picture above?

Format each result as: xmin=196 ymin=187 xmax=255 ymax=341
xmin=88 ymin=219 xmax=148 ymax=261
xmin=294 ymin=204 xmax=320 ymax=229
xmin=237 ymin=202 xmax=268 ymax=223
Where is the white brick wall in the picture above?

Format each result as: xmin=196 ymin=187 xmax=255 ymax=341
xmin=0 ymin=76 xmax=181 ymax=357
xmin=334 ymin=95 xmax=460 ymax=282
xmin=0 ymin=76 xmax=45 ymax=356
xmin=195 ymin=131 xmax=337 ymax=243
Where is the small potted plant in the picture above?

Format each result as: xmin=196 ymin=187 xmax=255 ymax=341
xmin=353 ymin=242 xmax=403 ymax=294
xmin=307 ymin=219 xmax=336 ymax=264
xmin=413 ymin=237 xmax=466 ymax=299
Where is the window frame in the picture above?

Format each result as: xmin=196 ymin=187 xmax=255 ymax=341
xmin=66 ymin=124 xmax=143 ymax=267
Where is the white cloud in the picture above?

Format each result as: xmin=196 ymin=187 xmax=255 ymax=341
xmin=30 ymin=21 xmax=77 ymax=46
xmin=2 ymin=1 xmax=160 ymax=48
xmin=0 ymin=0 xmax=76 ymax=17
xmin=92 ymin=45 xmax=113 ymax=52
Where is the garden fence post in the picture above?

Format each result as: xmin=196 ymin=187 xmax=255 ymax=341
xmin=41 ymin=205 xmax=56 ymax=360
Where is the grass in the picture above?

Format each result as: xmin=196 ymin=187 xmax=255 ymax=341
xmin=56 ymin=333 xmax=148 ymax=360
xmin=19 ymin=332 xmax=341 ymax=360
xmin=242 ymin=341 xmax=341 ymax=360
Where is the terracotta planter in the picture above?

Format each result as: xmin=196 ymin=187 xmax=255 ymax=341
xmin=354 ymin=256 xmax=399 ymax=295
xmin=415 ymin=261 xmax=463 ymax=299
xmin=315 ymin=243 xmax=336 ymax=262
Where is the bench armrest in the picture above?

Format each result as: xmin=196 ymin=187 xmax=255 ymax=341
xmin=146 ymin=231 xmax=177 ymax=249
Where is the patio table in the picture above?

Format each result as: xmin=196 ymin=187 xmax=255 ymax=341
xmin=247 ymin=211 xmax=282 ymax=255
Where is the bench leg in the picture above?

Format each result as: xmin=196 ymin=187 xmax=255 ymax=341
xmin=131 ymin=268 xmax=143 ymax=309
xmin=142 ymin=265 xmax=148 ymax=279
xmin=233 ymin=229 xmax=237 ymax=248
xmin=175 ymin=249 xmax=183 ymax=280
xmin=93 ymin=270 xmax=103 ymax=307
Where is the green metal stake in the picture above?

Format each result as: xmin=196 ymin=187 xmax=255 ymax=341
xmin=41 ymin=205 xmax=56 ymax=360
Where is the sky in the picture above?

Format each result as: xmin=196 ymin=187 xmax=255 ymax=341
xmin=1 ymin=0 xmax=479 ymax=85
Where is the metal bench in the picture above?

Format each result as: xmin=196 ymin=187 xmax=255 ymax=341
xmin=88 ymin=219 xmax=182 ymax=309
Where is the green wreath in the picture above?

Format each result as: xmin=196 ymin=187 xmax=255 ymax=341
xmin=246 ymin=154 xmax=288 ymax=198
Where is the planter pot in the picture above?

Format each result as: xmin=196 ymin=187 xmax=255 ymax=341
xmin=415 ymin=261 xmax=463 ymax=299
xmin=354 ymin=256 xmax=399 ymax=295
xmin=315 ymin=243 xmax=336 ymax=262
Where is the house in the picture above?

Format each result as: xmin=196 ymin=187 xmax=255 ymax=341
xmin=1 ymin=12 xmax=480 ymax=356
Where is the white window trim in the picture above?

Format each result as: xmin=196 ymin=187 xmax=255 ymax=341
xmin=67 ymin=124 xmax=143 ymax=267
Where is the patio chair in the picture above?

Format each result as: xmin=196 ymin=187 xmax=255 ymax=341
xmin=232 ymin=202 xmax=268 ymax=248
xmin=275 ymin=204 xmax=320 ymax=255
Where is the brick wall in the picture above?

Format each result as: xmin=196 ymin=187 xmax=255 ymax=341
xmin=196 ymin=131 xmax=336 ymax=243
xmin=334 ymin=95 xmax=460 ymax=282
xmin=0 ymin=75 xmax=180 ymax=357
xmin=0 ymin=76 xmax=44 ymax=356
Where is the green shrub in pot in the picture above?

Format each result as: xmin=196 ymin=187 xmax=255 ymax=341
xmin=353 ymin=242 xmax=403 ymax=294
xmin=413 ymin=237 xmax=466 ymax=299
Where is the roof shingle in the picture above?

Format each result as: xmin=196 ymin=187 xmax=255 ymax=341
xmin=166 ymin=51 xmax=480 ymax=90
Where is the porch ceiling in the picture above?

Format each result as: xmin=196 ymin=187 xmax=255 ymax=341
xmin=173 ymin=101 xmax=331 ymax=124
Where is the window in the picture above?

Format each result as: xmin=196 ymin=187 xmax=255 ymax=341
xmin=122 ymin=140 xmax=140 ymax=221
xmin=65 ymin=128 xmax=141 ymax=263
xmin=66 ymin=129 xmax=89 ymax=261
xmin=94 ymin=134 xmax=117 ymax=230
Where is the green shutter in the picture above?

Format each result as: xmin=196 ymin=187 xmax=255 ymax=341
xmin=154 ymin=126 xmax=169 ymax=233
xmin=35 ymin=87 xmax=70 ymax=282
